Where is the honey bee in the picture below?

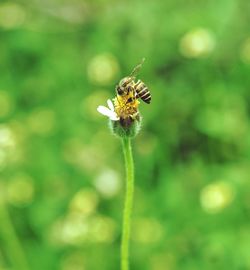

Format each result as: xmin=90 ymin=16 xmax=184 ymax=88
xmin=115 ymin=58 xmax=151 ymax=105
xmin=113 ymin=59 xmax=151 ymax=127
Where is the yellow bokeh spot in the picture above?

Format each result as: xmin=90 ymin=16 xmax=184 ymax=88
xmin=0 ymin=3 xmax=26 ymax=29
xmin=0 ymin=125 xmax=16 ymax=170
xmin=240 ymin=38 xmax=250 ymax=64
xmin=69 ymin=189 xmax=99 ymax=216
xmin=180 ymin=28 xmax=215 ymax=58
xmin=49 ymin=213 xmax=116 ymax=246
xmin=200 ymin=181 xmax=235 ymax=214
xmin=88 ymin=215 xmax=117 ymax=243
xmin=199 ymin=108 xmax=246 ymax=140
xmin=151 ymin=253 xmax=176 ymax=270
xmin=7 ymin=174 xmax=35 ymax=207
xmin=50 ymin=2 xmax=87 ymax=25
xmin=62 ymin=138 xmax=104 ymax=172
xmin=0 ymin=181 xmax=7 ymax=204
xmin=87 ymin=53 xmax=119 ymax=85
xmin=60 ymin=213 xmax=89 ymax=245
xmin=94 ymin=169 xmax=121 ymax=198
xmin=0 ymin=125 xmax=15 ymax=148
xmin=81 ymin=90 xmax=110 ymax=119
xmin=61 ymin=252 xmax=86 ymax=270
xmin=0 ymin=91 xmax=13 ymax=118
xmin=132 ymin=218 xmax=163 ymax=243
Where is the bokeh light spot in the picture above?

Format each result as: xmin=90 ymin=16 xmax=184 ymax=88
xmin=81 ymin=90 xmax=110 ymax=119
xmin=60 ymin=213 xmax=89 ymax=245
xmin=179 ymin=28 xmax=215 ymax=58
xmin=62 ymin=137 xmax=106 ymax=173
xmin=240 ymin=37 xmax=250 ymax=64
xmin=200 ymin=181 xmax=235 ymax=214
xmin=0 ymin=125 xmax=15 ymax=148
xmin=61 ymin=252 xmax=86 ymax=270
xmin=0 ymin=125 xmax=16 ymax=170
xmin=196 ymin=91 xmax=248 ymax=141
xmin=94 ymin=169 xmax=121 ymax=198
xmin=50 ymin=214 xmax=116 ymax=246
xmin=7 ymin=174 xmax=35 ymax=207
xmin=151 ymin=252 xmax=176 ymax=270
xmin=132 ymin=218 xmax=163 ymax=243
xmin=47 ymin=2 xmax=88 ymax=25
xmin=69 ymin=188 xmax=99 ymax=216
xmin=0 ymin=3 xmax=26 ymax=29
xmin=87 ymin=53 xmax=119 ymax=85
xmin=0 ymin=91 xmax=13 ymax=118
xmin=88 ymin=215 xmax=117 ymax=243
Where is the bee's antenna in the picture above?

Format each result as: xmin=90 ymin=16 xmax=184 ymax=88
xmin=130 ymin=58 xmax=145 ymax=77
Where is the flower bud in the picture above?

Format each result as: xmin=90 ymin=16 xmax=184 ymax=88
xmin=109 ymin=115 xmax=141 ymax=138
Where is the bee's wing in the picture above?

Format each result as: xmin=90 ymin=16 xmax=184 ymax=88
xmin=130 ymin=58 xmax=145 ymax=77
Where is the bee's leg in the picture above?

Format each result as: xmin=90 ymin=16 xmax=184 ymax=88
xmin=132 ymin=87 xmax=139 ymax=100
xmin=130 ymin=112 xmax=139 ymax=120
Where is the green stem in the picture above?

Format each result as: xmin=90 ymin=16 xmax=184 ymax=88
xmin=121 ymin=137 xmax=134 ymax=270
xmin=0 ymin=194 xmax=29 ymax=270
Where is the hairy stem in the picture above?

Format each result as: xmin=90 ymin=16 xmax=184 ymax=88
xmin=121 ymin=137 xmax=134 ymax=270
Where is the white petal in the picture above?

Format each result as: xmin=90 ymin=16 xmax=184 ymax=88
xmin=109 ymin=112 xmax=119 ymax=121
xmin=107 ymin=99 xmax=115 ymax=111
xmin=97 ymin=106 xmax=113 ymax=117
xmin=97 ymin=105 xmax=119 ymax=121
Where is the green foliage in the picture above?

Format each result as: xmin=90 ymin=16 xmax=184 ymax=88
xmin=1 ymin=0 xmax=250 ymax=269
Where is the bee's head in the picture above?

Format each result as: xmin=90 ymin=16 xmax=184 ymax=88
xmin=116 ymin=76 xmax=134 ymax=96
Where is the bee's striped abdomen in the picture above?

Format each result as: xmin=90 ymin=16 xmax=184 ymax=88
xmin=135 ymin=80 xmax=151 ymax=104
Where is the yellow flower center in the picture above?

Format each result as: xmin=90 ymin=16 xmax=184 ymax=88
xmin=113 ymin=93 xmax=140 ymax=120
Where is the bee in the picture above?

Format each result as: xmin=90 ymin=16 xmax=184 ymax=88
xmin=114 ymin=59 xmax=151 ymax=127
xmin=115 ymin=58 xmax=151 ymax=104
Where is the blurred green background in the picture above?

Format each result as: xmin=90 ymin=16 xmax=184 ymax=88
xmin=1 ymin=0 xmax=250 ymax=269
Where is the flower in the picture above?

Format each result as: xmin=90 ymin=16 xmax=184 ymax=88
xmin=97 ymin=97 xmax=141 ymax=138
xmin=97 ymin=99 xmax=119 ymax=121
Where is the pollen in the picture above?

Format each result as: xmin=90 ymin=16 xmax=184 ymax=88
xmin=113 ymin=95 xmax=140 ymax=120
